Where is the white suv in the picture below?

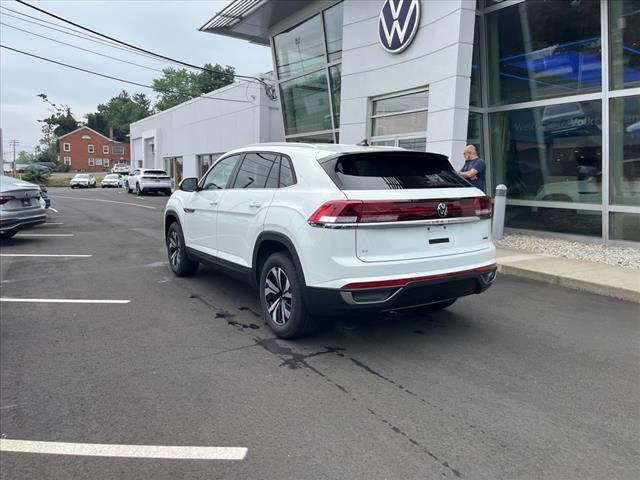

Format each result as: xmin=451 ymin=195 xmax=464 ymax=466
xmin=126 ymin=168 xmax=172 ymax=195
xmin=164 ymin=144 xmax=496 ymax=339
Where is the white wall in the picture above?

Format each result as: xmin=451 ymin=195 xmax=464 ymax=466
xmin=130 ymin=80 xmax=284 ymax=177
xmin=339 ymin=0 xmax=476 ymax=169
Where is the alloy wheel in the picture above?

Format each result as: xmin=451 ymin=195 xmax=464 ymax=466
xmin=264 ymin=267 xmax=292 ymax=326
xmin=168 ymin=229 xmax=181 ymax=270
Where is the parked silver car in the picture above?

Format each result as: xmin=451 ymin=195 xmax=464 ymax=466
xmin=0 ymin=175 xmax=47 ymax=238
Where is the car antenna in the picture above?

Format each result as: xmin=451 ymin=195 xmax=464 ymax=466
xmin=356 ymin=139 xmax=369 ymax=146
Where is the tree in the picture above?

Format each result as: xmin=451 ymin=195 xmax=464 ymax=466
xmin=152 ymin=63 xmax=235 ymax=111
xmin=86 ymin=90 xmax=153 ymax=142
xmin=16 ymin=150 xmax=34 ymax=164
xmin=37 ymin=94 xmax=80 ymax=140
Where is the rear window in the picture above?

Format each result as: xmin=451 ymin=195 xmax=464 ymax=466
xmin=322 ymin=152 xmax=472 ymax=190
xmin=144 ymin=170 xmax=167 ymax=175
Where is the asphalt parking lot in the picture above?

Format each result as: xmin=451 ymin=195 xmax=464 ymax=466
xmin=1 ymin=187 xmax=638 ymax=480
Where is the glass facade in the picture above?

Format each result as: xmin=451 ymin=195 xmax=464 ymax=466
xmin=470 ymin=0 xmax=640 ymax=243
xmin=274 ymin=2 xmax=343 ymax=143
xmin=370 ymin=89 xmax=429 ymax=151
xmin=609 ymin=0 xmax=640 ymax=90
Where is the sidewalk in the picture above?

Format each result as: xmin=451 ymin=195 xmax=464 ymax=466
xmin=496 ymin=247 xmax=640 ymax=303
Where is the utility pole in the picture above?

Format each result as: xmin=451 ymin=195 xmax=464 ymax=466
xmin=9 ymin=139 xmax=19 ymax=176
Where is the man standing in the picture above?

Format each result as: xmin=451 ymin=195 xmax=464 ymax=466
xmin=459 ymin=145 xmax=486 ymax=192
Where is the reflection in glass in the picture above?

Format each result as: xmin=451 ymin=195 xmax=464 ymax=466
xmin=372 ymin=111 xmax=428 ymax=136
xmin=398 ymin=138 xmax=426 ymax=152
xmin=470 ymin=16 xmax=481 ymax=107
xmin=610 ymin=0 xmax=640 ymax=89
xmin=288 ymin=133 xmax=334 ymax=143
xmin=274 ymin=15 xmax=325 ymax=79
xmin=280 ymin=71 xmax=332 ymax=135
xmin=610 ymin=96 xmax=640 ymax=206
xmin=610 ymin=212 xmax=640 ymax=242
xmin=324 ymin=2 xmax=344 ymax=62
xmin=329 ymin=65 xmax=342 ymax=128
xmin=491 ymin=100 xmax=602 ymax=203
xmin=505 ymin=205 xmax=602 ymax=237
xmin=373 ymin=91 xmax=429 ymax=115
xmin=467 ymin=112 xmax=484 ymax=158
xmin=487 ymin=0 xmax=601 ymax=105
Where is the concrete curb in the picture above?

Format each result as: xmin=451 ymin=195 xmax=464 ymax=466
xmin=497 ymin=263 xmax=640 ymax=304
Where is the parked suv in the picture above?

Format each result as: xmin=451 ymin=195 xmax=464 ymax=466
xmin=164 ymin=144 xmax=496 ymax=338
xmin=126 ymin=168 xmax=172 ymax=195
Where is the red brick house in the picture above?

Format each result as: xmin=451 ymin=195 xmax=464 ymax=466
xmin=58 ymin=127 xmax=130 ymax=173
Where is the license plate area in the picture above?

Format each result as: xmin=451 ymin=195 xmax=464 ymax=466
xmin=21 ymin=198 xmax=31 ymax=207
xmin=426 ymin=225 xmax=450 ymax=245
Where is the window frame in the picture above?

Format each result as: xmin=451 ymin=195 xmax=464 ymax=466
xmin=88 ymin=158 xmax=95 ymax=166
xmin=112 ymin=145 xmax=125 ymax=155
xmin=63 ymin=142 xmax=70 ymax=152
xmin=369 ymin=87 xmax=429 ymax=149
xmin=88 ymin=144 xmax=95 ymax=154
xmin=229 ymin=152 xmax=280 ymax=190
xmin=63 ymin=156 xmax=71 ymax=165
xmin=198 ymin=153 xmax=245 ymax=191
xmin=103 ymin=145 xmax=109 ymax=154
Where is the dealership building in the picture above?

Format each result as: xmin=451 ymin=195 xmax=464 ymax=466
xmin=131 ymin=0 xmax=639 ymax=244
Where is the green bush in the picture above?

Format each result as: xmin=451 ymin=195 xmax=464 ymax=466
xmin=55 ymin=164 xmax=71 ymax=173
xmin=22 ymin=170 xmax=51 ymax=185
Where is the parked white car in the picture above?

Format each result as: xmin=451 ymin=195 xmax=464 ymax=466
xmin=101 ymin=174 xmax=122 ymax=188
xmin=70 ymin=173 xmax=96 ymax=188
xmin=164 ymin=144 xmax=497 ymax=339
xmin=125 ymin=168 xmax=172 ymax=195
xmin=112 ymin=163 xmax=130 ymax=174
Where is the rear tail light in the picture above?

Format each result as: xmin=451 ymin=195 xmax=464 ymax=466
xmin=0 ymin=195 xmax=16 ymax=205
xmin=309 ymin=196 xmax=492 ymax=226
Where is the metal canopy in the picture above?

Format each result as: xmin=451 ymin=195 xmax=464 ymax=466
xmin=199 ymin=0 xmax=309 ymax=45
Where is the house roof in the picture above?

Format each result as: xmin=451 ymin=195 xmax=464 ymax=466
xmin=58 ymin=126 xmax=127 ymax=144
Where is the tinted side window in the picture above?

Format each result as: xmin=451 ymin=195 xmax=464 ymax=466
xmin=201 ymin=155 xmax=241 ymax=190
xmin=265 ymin=156 xmax=281 ymax=189
xmin=232 ymin=153 xmax=278 ymax=189
xmin=280 ymin=157 xmax=296 ymax=187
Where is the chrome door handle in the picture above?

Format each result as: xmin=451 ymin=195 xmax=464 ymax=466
xmin=249 ymin=201 xmax=261 ymax=208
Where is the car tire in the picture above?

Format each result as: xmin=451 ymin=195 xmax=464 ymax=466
xmin=136 ymin=183 xmax=143 ymax=196
xmin=125 ymin=181 xmax=131 ymax=193
xmin=166 ymin=222 xmax=198 ymax=277
xmin=259 ymin=252 xmax=316 ymax=339
xmin=164 ymin=189 xmax=172 ymax=196
xmin=415 ymin=298 xmax=457 ymax=313
xmin=0 ymin=230 xmax=17 ymax=239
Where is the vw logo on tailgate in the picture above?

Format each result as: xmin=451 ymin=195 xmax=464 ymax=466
xmin=378 ymin=0 xmax=421 ymax=54
xmin=437 ymin=202 xmax=448 ymax=218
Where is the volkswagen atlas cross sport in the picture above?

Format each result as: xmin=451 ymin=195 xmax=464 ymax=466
xmin=164 ymin=144 xmax=496 ymax=339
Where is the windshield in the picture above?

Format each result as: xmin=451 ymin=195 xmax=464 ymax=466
xmin=75 ymin=174 xmax=90 ymax=179
xmin=104 ymin=175 xmax=118 ymax=179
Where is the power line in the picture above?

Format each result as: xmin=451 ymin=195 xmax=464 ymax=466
xmin=0 ymin=9 xmax=163 ymax=63
xmin=0 ymin=22 xmax=164 ymax=72
xmin=14 ymin=0 xmax=276 ymax=98
xmin=1 ymin=44 xmax=253 ymax=105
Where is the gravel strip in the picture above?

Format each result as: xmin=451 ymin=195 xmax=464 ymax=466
xmin=497 ymin=234 xmax=640 ymax=269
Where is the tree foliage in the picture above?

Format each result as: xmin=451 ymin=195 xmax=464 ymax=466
xmin=86 ymin=90 xmax=152 ymax=142
xmin=152 ymin=63 xmax=235 ymax=111
xmin=16 ymin=150 xmax=34 ymax=163
xmin=37 ymin=94 xmax=80 ymax=142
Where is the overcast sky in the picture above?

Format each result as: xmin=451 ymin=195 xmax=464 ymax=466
xmin=0 ymin=0 xmax=273 ymax=160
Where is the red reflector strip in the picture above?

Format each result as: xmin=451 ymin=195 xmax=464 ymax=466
xmin=341 ymin=264 xmax=497 ymax=290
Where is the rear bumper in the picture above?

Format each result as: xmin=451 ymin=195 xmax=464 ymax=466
xmin=304 ymin=265 xmax=497 ymax=315
xmin=0 ymin=212 xmax=47 ymax=234
xmin=140 ymin=182 xmax=172 ymax=191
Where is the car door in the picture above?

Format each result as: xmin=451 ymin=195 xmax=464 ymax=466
xmin=183 ymin=154 xmax=242 ymax=256
xmin=215 ymin=152 xmax=280 ymax=268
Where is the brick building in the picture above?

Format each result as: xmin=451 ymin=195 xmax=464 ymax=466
xmin=58 ymin=127 xmax=130 ymax=173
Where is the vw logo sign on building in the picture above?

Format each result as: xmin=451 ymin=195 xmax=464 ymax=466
xmin=378 ymin=0 xmax=421 ymax=54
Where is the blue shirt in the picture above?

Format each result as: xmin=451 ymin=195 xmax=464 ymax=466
xmin=461 ymin=157 xmax=486 ymax=192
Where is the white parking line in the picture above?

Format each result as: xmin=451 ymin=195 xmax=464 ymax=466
xmin=0 ymin=254 xmax=91 ymax=258
xmin=39 ymin=222 xmax=64 ymax=225
xmin=0 ymin=298 xmax=130 ymax=304
xmin=49 ymin=195 xmax=156 ymax=210
xmin=48 ymin=207 xmax=59 ymax=213
xmin=14 ymin=234 xmax=74 ymax=238
xmin=0 ymin=439 xmax=247 ymax=460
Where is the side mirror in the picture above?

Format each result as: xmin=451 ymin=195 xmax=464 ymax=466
xmin=180 ymin=177 xmax=198 ymax=192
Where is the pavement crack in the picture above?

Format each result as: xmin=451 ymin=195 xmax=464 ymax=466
xmin=367 ymin=408 xmax=462 ymax=478
xmin=255 ymin=338 xmax=349 ymax=393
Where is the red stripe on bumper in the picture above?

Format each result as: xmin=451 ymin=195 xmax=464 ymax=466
xmin=341 ymin=263 xmax=497 ymax=290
